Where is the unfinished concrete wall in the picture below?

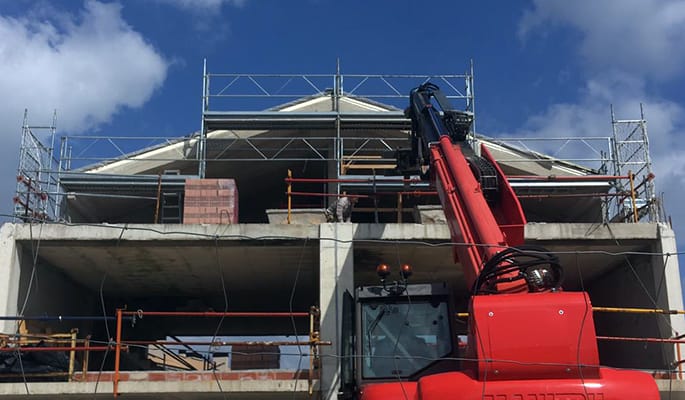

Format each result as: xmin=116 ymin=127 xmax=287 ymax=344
xmin=588 ymin=223 xmax=684 ymax=372
xmin=590 ymin=253 xmax=668 ymax=369
xmin=0 ymin=224 xmax=21 ymax=334
xmin=654 ymin=224 xmax=685 ymax=374
xmin=0 ymin=224 xmax=96 ymax=340
xmin=16 ymin=250 xmax=97 ymax=338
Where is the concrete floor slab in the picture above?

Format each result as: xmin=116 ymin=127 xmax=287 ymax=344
xmin=0 ymin=370 xmax=314 ymax=399
xmin=2 ymin=222 xmax=662 ymax=305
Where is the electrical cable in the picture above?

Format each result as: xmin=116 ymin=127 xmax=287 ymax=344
xmin=575 ymin=252 xmax=591 ymax=400
xmin=654 ymin=251 xmax=676 ymax=383
xmin=13 ymin=219 xmax=45 ymax=394
xmin=478 ymin=315 xmax=489 ymax=400
xmin=91 ymin=347 xmax=110 ymax=398
xmin=606 ymin=224 xmax=676 ymax=336
xmin=314 ymin=351 xmax=673 ymax=374
xmin=209 ymin=236 xmax=229 ymax=400
xmin=664 ymin=251 xmax=675 ymax=400
xmin=3 ymin=332 xmax=680 ymax=378
xmin=389 ymin=242 xmax=411 ymax=400
xmin=93 ymin=223 xmax=126 ymax=398
xmin=92 ymin=273 xmax=110 ymax=399
xmin=608 ymin=225 xmax=677 ymax=398
xmin=3 ymin=212 xmax=684 ymax=257
xmin=1 ymin=214 xmax=681 ymax=396
xmin=288 ymin=237 xmax=308 ymax=400
xmin=292 ymin=340 xmax=305 ymax=400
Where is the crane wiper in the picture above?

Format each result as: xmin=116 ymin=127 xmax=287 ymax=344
xmin=366 ymin=306 xmax=387 ymax=357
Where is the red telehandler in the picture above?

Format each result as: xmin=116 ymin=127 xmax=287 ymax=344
xmin=337 ymin=83 xmax=659 ymax=399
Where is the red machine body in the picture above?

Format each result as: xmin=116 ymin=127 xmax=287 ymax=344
xmin=356 ymin=83 xmax=659 ymax=399
xmin=361 ymin=367 xmax=658 ymax=400
xmin=466 ymin=292 xmax=600 ymax=381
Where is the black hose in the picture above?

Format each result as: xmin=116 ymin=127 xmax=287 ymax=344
xmin=472 ymin=245 xmax=563 ymax=295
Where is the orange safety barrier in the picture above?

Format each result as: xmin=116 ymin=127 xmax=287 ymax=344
xmin=112 ymin=307 xmax=326 ymax=397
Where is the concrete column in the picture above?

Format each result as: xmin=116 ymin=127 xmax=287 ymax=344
xmin=655 ymin=223 xmax=685 ymax=369
xmin=319 ymin=223 xmax=354 ymax=400
xmin=0 ymin=224 xmax=21 ymax=333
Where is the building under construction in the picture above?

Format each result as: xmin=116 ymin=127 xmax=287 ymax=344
xmin=1 ymin=64 xmax=684 ymax=399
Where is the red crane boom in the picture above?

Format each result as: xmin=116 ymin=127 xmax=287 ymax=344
xmin=358 ymin=82 xmax=659 ymax=399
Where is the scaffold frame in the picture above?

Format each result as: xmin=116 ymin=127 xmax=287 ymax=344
xmin=198 ymin=59 xmax=476 ymax=180
xmin=14 ymin=109 xmax=59 ymax=221
xmin=611 ymin=104 xmax=658 ymax=222
xmin=12 ymin=62 xmax=661 ymax=224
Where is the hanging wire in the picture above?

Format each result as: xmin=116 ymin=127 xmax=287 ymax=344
xmin=93 ymin=223 xmax=126 ymax=398
xmin=606 ymin=224 xmax=676 ymax=337
xmin=209 ymin=236 xmax=229 ymax=400
xmin=390 ymin=241 xmax=411 ymax=400
xmin=288 ymin=237 xmax=308 ymax=400
xmin=575 ymin=252 xmax=591 ymax=399
xmin=3 ymin=212 xmax=684 ymax=257
xmin=0 ymin=213 xmax=681 ymax=399
xmin=12 ymin=219 xmax=44 ymax=394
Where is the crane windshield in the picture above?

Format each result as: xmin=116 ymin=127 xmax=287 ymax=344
xmin=361 ymin=299 xmax=451 ymax=378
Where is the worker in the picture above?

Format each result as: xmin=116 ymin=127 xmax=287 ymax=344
xmin=325 ymin=192 xmax=357 ymax=222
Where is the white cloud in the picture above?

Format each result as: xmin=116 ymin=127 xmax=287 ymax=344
xmin=514 ymin=0 xmax=685 ymax=240
xmin=154 ymin=0 xmax=244 ymax=34
xmin=0 ymin=1 xmax=168 ymax=217
xmin=514 ymin=77 xmax=683 ymax=156
xmin=157 ymin=0 xmax=246 ymax=12
xmin=519 ymin=0 xmax=685 ymax=81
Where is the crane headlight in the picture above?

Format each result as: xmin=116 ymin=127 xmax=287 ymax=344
xmin=524 ymin=265 xmax=562 ymax=292
xmin=376 ymin=264 xmax=391 ymax=279
xmin=400 ymin=264 xmax=413 ymax=280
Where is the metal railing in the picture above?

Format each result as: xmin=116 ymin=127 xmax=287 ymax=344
xmin=112 ymin=307 xmax=327 ymax=397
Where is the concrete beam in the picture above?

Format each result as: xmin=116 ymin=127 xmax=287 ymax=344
xmin=525 ymin=222 xmax=659 ymax=241
xmin=353 ymin=223 xmax=449 ymax=240
xmin=353 ymin=222 xmax=661 ymax=242
xmin=8 ymin=223 xmax=319 ymax=242
xmin=319 ymin=223 xmax=354 ymax=400
xmin=5 ymin=222 xmax=663 ymax=243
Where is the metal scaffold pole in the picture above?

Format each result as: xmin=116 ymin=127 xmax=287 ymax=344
xmin=14 ymin=109 xmax=58 ymax=222
xmin=611 ymin=103 xmax=658 ymax=222
xmin=335 ymin=58 xmax=342 ymax=197
xmin=199 ymin=58 xmax=208 ymax=178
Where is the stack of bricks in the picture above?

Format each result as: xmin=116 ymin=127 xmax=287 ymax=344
xmin=183 ymin=179 xmax=239 ymax=224
xmin=230 ymin=345 xmax=280 ymax=370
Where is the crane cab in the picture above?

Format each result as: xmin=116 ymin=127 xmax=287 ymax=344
xmin=339 ymin=282 xmax=462 ymax=399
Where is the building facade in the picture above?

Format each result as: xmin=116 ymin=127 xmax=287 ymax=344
xmin=1 ymin=69 xmax=683 ymax=399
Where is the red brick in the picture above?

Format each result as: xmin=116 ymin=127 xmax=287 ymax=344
xmin=183 ymin=178 xmax=238 ymax=224
xmin=148 ymin=373 xmax=166 ymax=381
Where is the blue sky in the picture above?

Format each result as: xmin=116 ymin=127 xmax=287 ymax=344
xmin=1 ymin=1 xmax=685 ymax=279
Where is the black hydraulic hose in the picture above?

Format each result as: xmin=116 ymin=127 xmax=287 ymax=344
xmin=473 ymin=245 xmax=563 ymax=295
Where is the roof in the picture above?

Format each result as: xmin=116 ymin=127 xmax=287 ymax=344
xmin=79 ymin=93 xmax=595 ymax=178
xmin=58 ymin=93 xmax=609 ymax=224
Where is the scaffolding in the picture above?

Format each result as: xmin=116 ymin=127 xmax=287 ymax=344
xmin=13 ymin=110 xmax=59 ymax=222
xmin=611 ymin=104 xmax=658 ymax=222
xmin=0 ymin=309 xmax=327 ymax=396
xmin=198 ymin=59 xmax=475 ymax=198
xmin=14 ymin=63 xmax=661 ymax=224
